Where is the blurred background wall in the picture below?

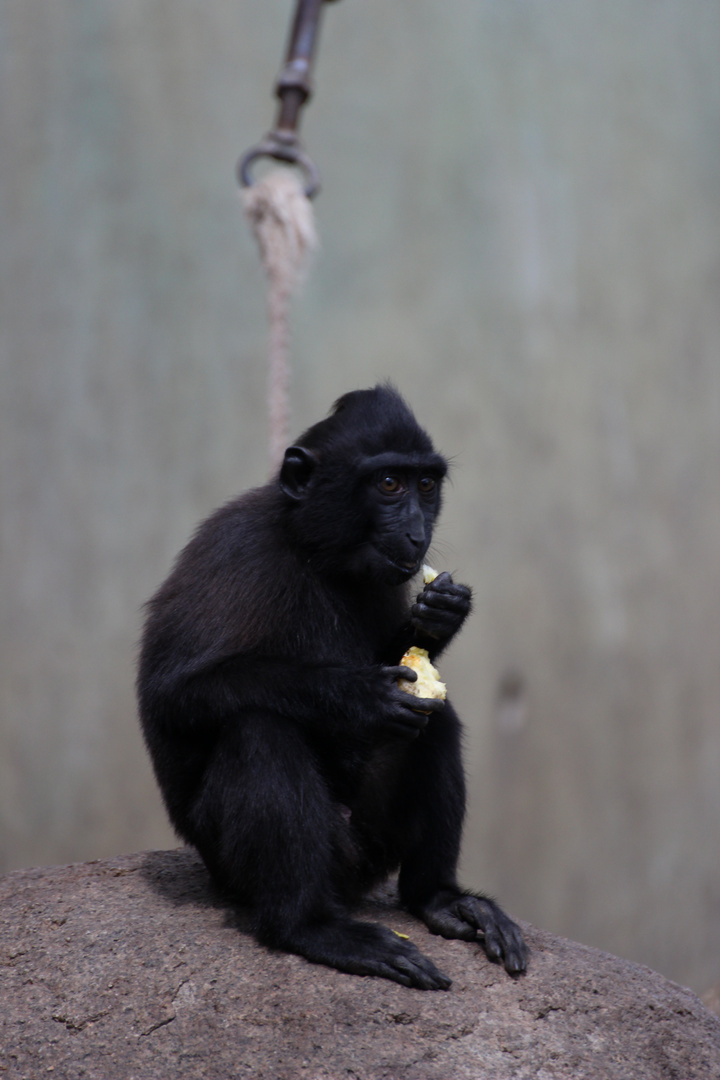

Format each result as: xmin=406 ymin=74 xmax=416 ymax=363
xmin=1 ymin=0 xmax=719 ymax=994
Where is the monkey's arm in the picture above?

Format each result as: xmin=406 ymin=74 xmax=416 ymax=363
xmin=145 ymin=653 xmax=444 ymax=742
xmin=394 ymin=707 xmax=528 ymax=977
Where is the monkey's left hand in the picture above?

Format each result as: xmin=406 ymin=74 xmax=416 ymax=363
xmin=410 ymin=572 xmax=471 ymax=647
xmin=419 ymin=890 xmax=527 ymax=975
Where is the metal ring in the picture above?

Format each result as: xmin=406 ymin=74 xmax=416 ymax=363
xmin=237 ymin=136 xmax=321 ymax=200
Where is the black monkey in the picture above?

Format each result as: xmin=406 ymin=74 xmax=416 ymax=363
xmin=138 ymin=385 xmax=526 ymax=989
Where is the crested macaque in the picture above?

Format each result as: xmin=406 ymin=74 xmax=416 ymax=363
xmin=138 ymin=385 xmax=527 ymax=988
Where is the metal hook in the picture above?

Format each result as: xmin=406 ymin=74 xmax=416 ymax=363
xmin=238 ymin=0 xmax=341 ymax=200
xmin=237 ymin=131 xmax=322 ymax=201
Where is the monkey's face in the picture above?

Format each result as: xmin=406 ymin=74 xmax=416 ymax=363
xmin=277 ymin=401 xmax=447 ymax=586
xmin=349 ymin=467 xmax=443 ymax=586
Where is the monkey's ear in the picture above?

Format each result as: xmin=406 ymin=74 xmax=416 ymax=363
xmin=279 ymin=446 xmax=318 ymax=500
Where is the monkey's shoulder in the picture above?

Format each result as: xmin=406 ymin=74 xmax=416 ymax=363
xmin=160 ymin=487 xmax=281 ymax=583
xmin=146 ymin=486 xmax=343 ymax=651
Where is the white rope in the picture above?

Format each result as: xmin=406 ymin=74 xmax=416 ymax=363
xmin=243 ymin=170 xmax=318 ymax=472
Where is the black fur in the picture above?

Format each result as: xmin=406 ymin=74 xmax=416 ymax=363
xmin=138 ymin=385 xmax=527 ymax=988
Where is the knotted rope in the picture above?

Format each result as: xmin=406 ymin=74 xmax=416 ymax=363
xmin=243 ymin=170 xmax=317 ymax=472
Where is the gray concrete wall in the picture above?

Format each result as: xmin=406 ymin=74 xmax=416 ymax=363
xmin=1 ymin=0 xmax=718 ymax=993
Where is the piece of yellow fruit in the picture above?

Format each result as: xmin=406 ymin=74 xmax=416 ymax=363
xmin=398 ymin=646 xmax=447 ymax=702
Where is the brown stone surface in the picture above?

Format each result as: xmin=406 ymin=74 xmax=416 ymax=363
xmin=1 ymin=849 xmax=718 ymax=1079
xmin=703 ymin=984 xmax=720 ymax=1020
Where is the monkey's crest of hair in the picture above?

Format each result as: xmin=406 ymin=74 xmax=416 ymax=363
xmin=296 ymin=384 xmax=437 ymax=464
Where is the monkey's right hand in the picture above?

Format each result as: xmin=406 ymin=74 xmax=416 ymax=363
xmin=374 ymin=665 xmax=445 ymax=740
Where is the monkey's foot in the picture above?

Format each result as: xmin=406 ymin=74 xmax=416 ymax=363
xmin=281 ymin=917 xmax=452 ymax=991
xmin=418 ymin=890 xmax=528 ymax=975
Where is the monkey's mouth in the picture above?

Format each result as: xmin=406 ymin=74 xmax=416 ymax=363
xmin=377 ymin=550 xmax=421 ymax=579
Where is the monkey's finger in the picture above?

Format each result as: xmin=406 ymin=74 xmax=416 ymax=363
xmin=413 ymin=598 xmax=470 ymax=622
xmin=383 ymin=712 xmax=430 ymax=739
xmin=410 ymin=610 xmax=465 ymax=638
xmin=424 ymin=571 xmax=454 ymax=588
xmin=384 ymin=723 xmax=422 ymax=740
xmin=385 ymin=664 xmax=417 ymax=682
xmin=502 ymin=939 xmax=529 ymax=974
xmin=413 ymin=592 xmax=469 ymax=613
xmin=401 ymin=962 xmax=452 ymax=992
xmin=389 ymin=951 xmax=452 ymax=991
xmin=424 ymin=908 xmax=478 ymax=941
xmin=403 ymin=694 xmax=445 ymax=715
xmin=396 ymin=706 xmax=433 ymax=729
xmin=417 ymin=581 xmax=470 ymax=604
xmin=412 ymin=604 xmax=466 ymax=627
xmin=481 ymin=921 xmax=528 ymax=974
xmin=380 ymin=962 xmax=451 ymax=991
xmin=481 ymin=925 xmax=504 ymax=964
xmin=414 ymin=596 xmax=470 ymax=622
xmin=372 ymin=962 xmax=416 ymax=988
xmin=496 ymin=924 xmax=529 ymax=973
xmin=418 ymin=588 xmax=470 ymax=609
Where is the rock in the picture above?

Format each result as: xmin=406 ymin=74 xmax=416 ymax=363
xmin=1 ymin=849 xmax=718 ymax=1079
xmin=703 ymin=983 xmax=720 ymax=1020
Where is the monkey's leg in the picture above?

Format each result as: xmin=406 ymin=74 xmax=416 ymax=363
xmin=396 ymin=703 xmax=528 ymax=975
xmin=189 ymin=713 xmax=452 ymax=990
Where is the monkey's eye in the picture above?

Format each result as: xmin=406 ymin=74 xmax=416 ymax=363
xmin=379 ymin=476 xmax=402 ymax=494
xmin=418 ymin=477 xmax=436 ymax=495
